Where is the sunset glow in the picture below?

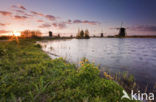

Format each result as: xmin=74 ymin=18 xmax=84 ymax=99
xmin=12 ymin=31 xmax=21 ymax=36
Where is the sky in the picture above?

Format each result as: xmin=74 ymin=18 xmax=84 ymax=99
xmin=0 ymin=0 xmax=156 ymax=36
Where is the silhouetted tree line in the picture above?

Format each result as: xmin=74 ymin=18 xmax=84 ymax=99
xmin=76 ymin=29 xmax=90 ymax=39
xmin=21 ymin=30 xmax=42 ymax=38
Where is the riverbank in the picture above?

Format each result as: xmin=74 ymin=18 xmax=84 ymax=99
xmin=0 ymin=39 xmax=137 ymax=102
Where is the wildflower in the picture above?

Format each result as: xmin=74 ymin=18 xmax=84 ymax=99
xmin=104 ymin=72 xmax=113 ymax=80
xmin=85 ymin=59 xmax=88 ymax=62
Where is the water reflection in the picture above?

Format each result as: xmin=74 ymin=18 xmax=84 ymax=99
xmin=39 ymin=38 xmax=156 ymax=90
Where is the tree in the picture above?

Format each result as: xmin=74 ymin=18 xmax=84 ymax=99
xmin=84 ymin=29 xmax=90 ymax=38
xmin=21 ymin=30 xmax=42 ymax=38
xmin=21 ymin=30 xmax=31 ymax=38
xmin=35 ymin=30 xmax=42 ymax=37
xmin=76 ymin=29 xmax=81 ymax=38
xmin=80 ymin=30 xmax=84 ymax=38
xmin=76 ymin=29 xmax=90 ymax=39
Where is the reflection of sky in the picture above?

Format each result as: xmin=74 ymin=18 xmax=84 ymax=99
xmin=0 ymin=0 xmax=156 ymax=36
xmin=40 ymin=38 xmax=156 ymax=90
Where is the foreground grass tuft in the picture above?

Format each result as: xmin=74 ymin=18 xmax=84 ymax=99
xmin=0 ymin=39 xmax=137 ymax=102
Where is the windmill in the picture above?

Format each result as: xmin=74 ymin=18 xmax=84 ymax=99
xmin=113 ymin=22 xmax=127 ymax=37
xmin=118 ymin=22 xmax=126 ymax=37
xmin=100 ymin=28 xmax=104 ymax=37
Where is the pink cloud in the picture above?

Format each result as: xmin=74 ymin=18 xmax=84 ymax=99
xmin=12 ymin=4 xmax=26 ymax=10
xmin=38 ymin=23 xmax=51 ymax=28
xmin=31 ymin=11 xmax=44 ymax=16
xmin=58 ymin=23 xmax=66 ymax=29
xmin=0 ymin=11 xmax=12 ymax=16
xmin=14 ymin=15 xmax=28 ymax=20
xmin=45 ymin=15 xmax=56 ymax=21
xmin=18 ymin=5 xmax=26 ymax=10
xmin=129 ymin=25 xmax=156 ymax=32
xmin=52 ymin=23 xmax=57 ymax=27
xmin=0 ymin=30 xmax=10 ymax=34
xmin=52 ymin=22 xmax=66 ymax=29
xmin=73 ymin=19 xmax=99 ymax=25
xmin=83 ymin=20 xmax=99 ymax=25
xmin=73 ymin=20 xmax=81 ymax=23
xmin=66 ymin=19 xmax=72 ymax=24
xmin=24 ymin=13 xmax=33 ymax=17
xmin=1 ymin=3 xmax=100 ymax=32
xmin=16 ymin=10 xmax=25 ymax=14
xmin=0 ymin=23 xmax=6 ymax=26
xmin=37 ymin=20 xmax=44 ymax=23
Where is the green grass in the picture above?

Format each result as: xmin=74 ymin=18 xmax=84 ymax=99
xmin=0 ymin=39 xmax=137 ymax=102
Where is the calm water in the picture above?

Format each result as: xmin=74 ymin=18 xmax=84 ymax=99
xmin=39 ymin=38 xmax=156 ymax=90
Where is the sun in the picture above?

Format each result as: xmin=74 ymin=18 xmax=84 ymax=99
xmin=11 ymin=31 xmax=21 ymax=36
xmin=9 ymin=31 xmax=21 ymax=43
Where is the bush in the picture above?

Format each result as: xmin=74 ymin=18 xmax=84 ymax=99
xmin=0 ymin=48 xmax=5 ymax=56
xmin=34 ymin=44 xmax=42 ymax=48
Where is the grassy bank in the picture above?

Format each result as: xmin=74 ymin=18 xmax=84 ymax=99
xmin=0 ymin=39 xmax=136 ymax=102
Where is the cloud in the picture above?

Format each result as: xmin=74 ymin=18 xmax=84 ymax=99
xmin=52 ymin=22 xmax=66 ymax=29
xmin=18 ymin=5 xmax=27 ymax=10
xmin=51 ymin=19 xmax=98 ymax=29
xmin=17 ymin=5 xmax=26 ymax=10
xmin=58 ymin=23 xmax=66 ymax=29
xmin=51 ymin=19 xmax=99 ymax=29
xmin=52 ymin=23 xmax=57 ymax=27
xmin=14 ymin=15 xmax=28 ymax=20
xmin=83 ymin=20 xmax=99 ymax=25
xmin=12 ymin=4 xmax=33 ymax=17
xmin=38 ymin=23 xmax=51 ymax=28
xmin=12 ymin=4 xmax=27 ymax=10
xmin=31 ymin=11 xmax=57 ymax=21
xmin=16 ymin=10 xmax=25 ymax=14
xmin=0 ymin=23 xmax=6 ymax=26
xmin=0 ymin=11 xmax=12 ymax=16
xmin=24 ymin=13 xmax=33 ymax=17
xmin=37 ymin=19 xmax=44 ymax=23
xmin=31 ymin=11 xmax=44 ymax=16
xmin=68 ymin=19 xmax=72 ymax=23
xmin=0 ymin=30 xmax=10 ymax=34
xmin=129 ymin=25 xmax=156 ymax=32
xmin=73 ymin=20 xmax=81 ymax=23
xmin=73 ymin=19 xmax=99 ymax=25
xmin=1 ymin=3 xmax=100 ymax=33
xmin=67 ymin=19 xmax=72 ymax=24
xmin=45 ymin=15 xmax=56 ymax=21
